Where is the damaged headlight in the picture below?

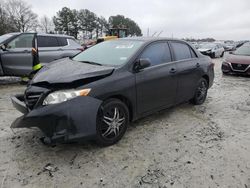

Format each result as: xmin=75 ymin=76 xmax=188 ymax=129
xmin=43 ymin=89 xmax=91 ymax=105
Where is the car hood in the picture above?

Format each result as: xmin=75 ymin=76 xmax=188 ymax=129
xmin=199 ymin=48 xmax=212 ymax=52
xmin=31 ymin=58 xmax=114 ymax=85
xmin=225 ymin=54 xmax=250 ymax=65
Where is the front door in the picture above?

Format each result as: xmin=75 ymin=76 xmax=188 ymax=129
xmin=135 ymin=41 xmax=178 ymax=115
xmin=1 ymin=33 xmax=34 ymax=76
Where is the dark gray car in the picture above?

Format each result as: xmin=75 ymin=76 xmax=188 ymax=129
xmin=11 ymin=37 xmax=214 ymax=146
xmin=0 ymin=32 xmax=83 ymax=76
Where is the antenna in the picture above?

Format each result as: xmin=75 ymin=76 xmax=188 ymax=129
xmin=157 ymin=31 xmax=163 ymax=37
xmin=151 ymin=31 xmax=157 ymax=37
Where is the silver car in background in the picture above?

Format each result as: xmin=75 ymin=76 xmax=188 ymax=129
xmin=0 ymin=33 xmax=83 ymax=76
xmin=198 ymin=43 xmax=224 ymax=58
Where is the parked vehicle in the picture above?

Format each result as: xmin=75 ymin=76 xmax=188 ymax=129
xmin=223 ymin=41 xmax=236 ymax=51
xmin=222 ymin=44 xmax=250 ymax=76
xmin=190 ymin=42 xmax=199 ymax=49
xmin=198 ymin=43 xmax=224 ymax=58
xmin=11 ymin=38 xmax=214 ymax=146
xmin=0 ymin=32 xmax=83 ymax=77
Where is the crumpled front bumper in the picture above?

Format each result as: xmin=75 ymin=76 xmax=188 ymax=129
xmin=11 ymin=95 xmax=102 ymax=143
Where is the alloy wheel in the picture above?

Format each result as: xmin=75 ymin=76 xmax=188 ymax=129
xmin=101 ymin=106 xmax=125 ymax=140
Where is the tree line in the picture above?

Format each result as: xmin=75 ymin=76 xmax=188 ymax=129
xmin=0 ymin=0 xmax=142 ymax=39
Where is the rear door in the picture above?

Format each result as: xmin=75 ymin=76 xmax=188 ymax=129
xmin=135 ymin=41 xmax=178 ymax=115
xmin=170 ymin=41 xmax=201 ymax=103
xmin=1 ymin=33 xmax=34 ymax=76
xmin=37 ymin=36 xmax=65 ymax=64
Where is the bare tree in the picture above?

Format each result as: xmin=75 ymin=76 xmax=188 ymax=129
xmin=6 ymin=0 xmax=38 ymax=32
xmin=40 ymin=15 xmax=54 ymax=33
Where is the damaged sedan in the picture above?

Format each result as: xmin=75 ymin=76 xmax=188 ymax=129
xmin=11 ymin=38 xmax=214 ymax=146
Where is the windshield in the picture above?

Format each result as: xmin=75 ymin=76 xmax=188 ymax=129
xmin=73 ymin=40 xmax=144 ymax=66
xmin=0 ymin=34 xmax=16 ymax=44
xmin=234 ymin=46 xmax=250 ymax=56
xmin=200 ymin=43 xmax=216 ymax=49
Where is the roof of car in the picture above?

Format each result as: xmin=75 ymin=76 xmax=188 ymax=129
xmin=120 ymin=37 xmax=184 ymax=42
xmin=120 ymin=37 xmax=191 ymax=43
xmin=7 ymin=32 xmax=74 ymax=39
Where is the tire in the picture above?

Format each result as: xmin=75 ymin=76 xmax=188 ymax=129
xmin=96 ymin=98 xmax=129 ymax=146
xmin=190 ymin=78 xmax=208 ymax=105
xmin=220 ymin=51 xmax=224 ymax=57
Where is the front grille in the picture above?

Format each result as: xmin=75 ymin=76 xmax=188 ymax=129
xmin=231 ymin=63 xmax=249 ymax=71
xmin=25 ymin=92 xmax=43 ymax=109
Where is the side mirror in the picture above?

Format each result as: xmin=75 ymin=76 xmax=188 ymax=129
xmin=134 ymin=58 xmax=151 ymax=72
xmin=0 ymin=44 xmax=7 ymax=51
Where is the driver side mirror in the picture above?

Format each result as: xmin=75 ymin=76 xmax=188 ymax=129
xmin=134 ymin=58 xmax=151 ymax=72
xmin=0 ymin=44 xmax=7 ymax=51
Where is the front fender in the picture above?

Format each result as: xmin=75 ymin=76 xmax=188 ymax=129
xmin=11 ymin=96 xmax=102 ymax=142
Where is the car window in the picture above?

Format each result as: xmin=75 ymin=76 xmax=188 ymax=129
xmin=73 ymin=40 xmax=144 ymax=66
xmin=38 ymin=36 xmax=60 ymax=47
xmin=0 ymin=33 xmax=17 ymax=44
xmin=57 ymin=37 xmax=68 ymax=46
xmin=140 ymin=42 xmax=171 ymax=67
xmin=171 ymin=42 xmax=192 ymax=61
xmin=190 ymin=48 xmax=197 ymax=58
xmin=7 ymin=34 xmax=34 ymax=48
xmin=68 ymin=38 xmax=80 ymax=46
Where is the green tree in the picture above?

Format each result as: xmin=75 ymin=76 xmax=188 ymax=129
xmin=78 ymin=9 xmax=98 ymax=39
xmin=53 ymin=7 xmax=79 ymax=38
xmin=96 ymin=16 xmax=109 ymax=37
xmin=108 ymin=15 xmax=142 ymax=36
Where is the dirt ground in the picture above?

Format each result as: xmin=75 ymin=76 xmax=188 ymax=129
xmin=0 ymin=58 xmax=250 ymax=188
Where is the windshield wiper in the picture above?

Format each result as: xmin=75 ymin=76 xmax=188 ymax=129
xmin=81 ymin=61 xmax=103 ymax=66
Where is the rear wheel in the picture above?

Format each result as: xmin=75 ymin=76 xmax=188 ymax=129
xmin=190 ymin=78 xmax=208 ymax=105
xmin=96 ymin=98 xmax=129 ymax=146
xmin=220 ymin=51 xmax=224 ymax=57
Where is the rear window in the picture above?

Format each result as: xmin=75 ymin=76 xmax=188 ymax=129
xmin=57 ymin=37 xmax=68 ymax=46
xmin=38 ymin=36 xmax=59 ymax=47
xmin=171 ymin=42 xmax=192 ymax=61
xmin=190 ymin=48 xmax=197 ymax=58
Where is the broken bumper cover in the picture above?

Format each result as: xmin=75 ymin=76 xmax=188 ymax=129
xmin=11 ymin=95 xmax=102 ymax=143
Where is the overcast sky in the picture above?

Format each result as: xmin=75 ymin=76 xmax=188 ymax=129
xmin=25 ymin=0 xmax=250 ymax=40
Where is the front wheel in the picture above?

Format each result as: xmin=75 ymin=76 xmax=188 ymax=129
xmin=96 ymin=98 xmax=129 ymax=146
xmin=190 ymin=78 xmax=208 ymax=105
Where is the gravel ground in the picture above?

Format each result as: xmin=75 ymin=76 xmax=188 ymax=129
xmin=0 ymin=58 xmax=250 ymax=188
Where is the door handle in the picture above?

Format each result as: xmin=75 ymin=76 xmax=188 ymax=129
xmin=23 ymin=50 xmax=30 ymax=53
xmin=169 ymin=68 xmax=177 ymax=74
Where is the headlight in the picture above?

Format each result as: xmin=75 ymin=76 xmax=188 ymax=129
xmin=222 ymin=60 xmax=230 ymax=65
xmin=43 ymin=88 xmax=91 ymax=105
